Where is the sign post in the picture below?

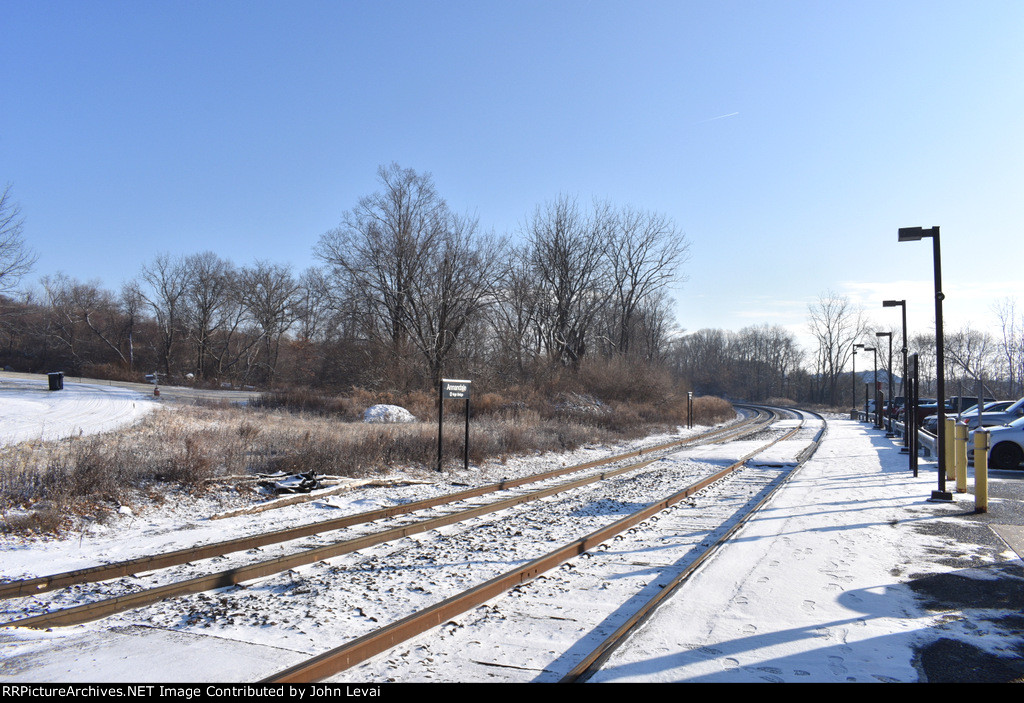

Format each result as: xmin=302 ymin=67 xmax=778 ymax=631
xmin=438 ymin=379 xmax=472 ymax=472
xmin=909 ymin=354 xmax=919 ymax=477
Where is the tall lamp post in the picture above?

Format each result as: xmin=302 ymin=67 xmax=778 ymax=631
xmin=853 ymin=343 xmax=865 ymax=417
xmin=864 ymin=345 xmax=880 ymax=423
xmin=883 ymin=300 xmax=909 ymax=449
xmin=877 ymin=331 xmax=893 ymax=434
xmin=898 ymin=226 xmax=951 ymax=501
xmin=865 ymin=345 xmax=877 ymax=426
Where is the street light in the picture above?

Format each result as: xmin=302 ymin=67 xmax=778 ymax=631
xmin=883 ymin=299 xmax=909 ymax=449
xmin=853 ymin=343 xmax=865 ymax=417
xmin=863 ymin=345 xmax=876 ymax=421
xmin=877 ymin=331 xmax=893 ymax=433
xmin=898 ymin=225 xmax=951 ymax=501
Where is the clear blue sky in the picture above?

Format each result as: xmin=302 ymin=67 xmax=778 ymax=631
xmin=3 ymin=0 xmax=1022 ymax=351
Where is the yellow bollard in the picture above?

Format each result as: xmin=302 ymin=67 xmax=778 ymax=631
xmin=944 ymin=417 xmax=956 ymax=481
xmin=954 ymin=422 xmax=968 ymax=493
xmin=975 ymin=429 xmax=989 ymax=513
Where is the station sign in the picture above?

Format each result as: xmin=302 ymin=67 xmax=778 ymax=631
xmin=441 ymin=379 xmax=472 ymax=400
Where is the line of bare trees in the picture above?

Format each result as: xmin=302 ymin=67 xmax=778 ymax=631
xmin=667 ymin=325 xmax=807 ymax=402
xmin=0 ymin=256 xmax=310 ymax=386
xmin=0 ymin=166 xmax=693 ymax=393
xmin=804 ymin=291 xmax=1024 ymax=407
xmin=312 ymin=164 xmax=691 ymax=390
xmin=6 ymin=173 xmax=1024 ymax=406
xmin=665 ymin=291 xmax=1024 ymax=408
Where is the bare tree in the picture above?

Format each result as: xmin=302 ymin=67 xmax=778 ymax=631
xmin=0 ymin=185 xmax=37 ymax=293
xmin=238 ymin=261 xmax=301 ymax=384
xmin=403 ymin=214 xmax=503 ymax=385
xmin=140 ymin=253 xmax=191 ymax=377
xmin=181 ymin=251 xmax=235 ymax=380
xmin=119 ymin=281 xmax=145 ymax=371
xmin=293 ymin=266 xmax=337 ymax=344
xmin=807 ymin=291 xmax=867 ymax=406
xmin=995 ymin=298 xmax=1023 ymax=397
xmin=39 ymin=274 xmax=87 ymax=374
xmin=606 ymin=205 xmax=690 ymax=357
xmin=525 ymin=196 xmax=612 ymax=368
xmin=491 ymin=247 xmax=545 ymax=379
xmin=315 ymin=163 xmax=446 ymax=369
xmin=946 ymin=325 xmax=999 ymax=397
xmin=910 ymin=332 xmax=938 ymax=396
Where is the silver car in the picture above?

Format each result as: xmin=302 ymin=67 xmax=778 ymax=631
xmin=969 ymin=398 xmax=1024 ymax=428
xmin=958 ymin=400 xmax=1020 ymax=429
xmin=922 ymin=400 xmax=1014 ymax=433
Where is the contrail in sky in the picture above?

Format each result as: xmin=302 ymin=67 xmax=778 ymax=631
xmin=697 ymin=111 xmax=739 ymax=124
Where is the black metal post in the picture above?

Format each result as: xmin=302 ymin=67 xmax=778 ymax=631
xmin=464 ymin=398 xmax=470 ymax=472
xmin=898 ymin=226 xmax=950 ymax=500
xmin=898 ymin=301 xmax=908 ymax=448
xmin=852 ymin=347 xmax=857 ymax=417
xmin=910 ymin=353 xmax=919 ymax=477
xmin=437 ymin=384 xmax=444 ymax=472
xmin=877 ymin=331 xmax=893 ymax=435
xmin=853 ymin=343 xmax=864 ymax=418
xmin=873 ymin=346 xmax=880 ymax=428
xmin=932 ymin=229 xmax=951 ymax=499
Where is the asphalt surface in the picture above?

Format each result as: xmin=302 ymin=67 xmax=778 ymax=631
xmin=898 ymin=432 xmax=1024 ymax=682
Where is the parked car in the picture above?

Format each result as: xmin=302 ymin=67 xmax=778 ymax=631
xmin=916 ymin=396 xmax=997 ymax=429
xmin=967 ymin=397 xmax=1024 ymax=429
xmin=969 ymin=415 xmax=1024 ymax=470
xmin=902 ymin=398 xmax=938 ymax=425
xmin=922 ymin=400 xmax=1014 ymax=433
xmin=960 ymin=400 xmax=1021 ymax=428
xmin=895 ymin=398 xmax=935 ymax=423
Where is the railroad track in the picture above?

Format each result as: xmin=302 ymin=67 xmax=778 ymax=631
xmin=1 ymin=405 xmax=825 ymax=683
xmin=0 ymin=407 xmax=772 ymax=626
xmin=268 ymin=406 xmax=826 ymax=683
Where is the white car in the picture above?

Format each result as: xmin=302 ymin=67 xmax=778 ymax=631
xmin=969 ymin=416 xmax=1024 ymax=470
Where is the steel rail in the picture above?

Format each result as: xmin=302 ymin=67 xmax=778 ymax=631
xmin=560 ymin=408 xmax=827 ymax=683
xmin=262 ymin=407 xmax=802 ymax=683
xmin=0 ymin=408 xmax=766 ymax=601
xmin=2 ymin=409 xmax=778 ymax=629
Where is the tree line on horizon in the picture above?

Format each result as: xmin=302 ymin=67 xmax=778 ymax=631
xmin=0 ymin=165 xmax=693 ymax=398
xmin=2 ymin=169 xmax=1022 ymax=408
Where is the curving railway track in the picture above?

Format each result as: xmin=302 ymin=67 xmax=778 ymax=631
xmin=1 ymin=405 xmax=826 ymax=683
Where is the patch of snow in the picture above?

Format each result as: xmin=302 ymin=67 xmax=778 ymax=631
xmin=362 ymin=404 xmax=416 ymax=423
xmin=0 ymin=378 xmax=159 ymax=447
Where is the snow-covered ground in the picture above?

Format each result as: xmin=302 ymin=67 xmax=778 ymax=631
xmin=0 ymin=377 xmax=159 ymax=446
xmin=0 ymin=396 xmax=1020 ymax=683
xmin=590 ymin=420 xmax=1024 ymax=683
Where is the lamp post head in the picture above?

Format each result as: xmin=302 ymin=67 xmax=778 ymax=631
xmin=882 ymin=299 xmax=905 ymax=308
xmin=898 ymin=226 xmax=939 ymax=241
xmin=876 ymin=332 xmax=891 ymax=338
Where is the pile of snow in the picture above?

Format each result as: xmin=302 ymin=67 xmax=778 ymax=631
xmin=0 ymin=378 xmax=158 ymax=446
xmin=362 ymin=404 xmax=416 ymax=423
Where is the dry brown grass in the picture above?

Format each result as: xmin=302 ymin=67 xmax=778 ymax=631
xmin=0 ymin=390 xmax=736 ymax=535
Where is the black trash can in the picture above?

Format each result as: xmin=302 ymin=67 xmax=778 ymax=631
xmin=47 ymin=372 xmax=64 ymax=391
